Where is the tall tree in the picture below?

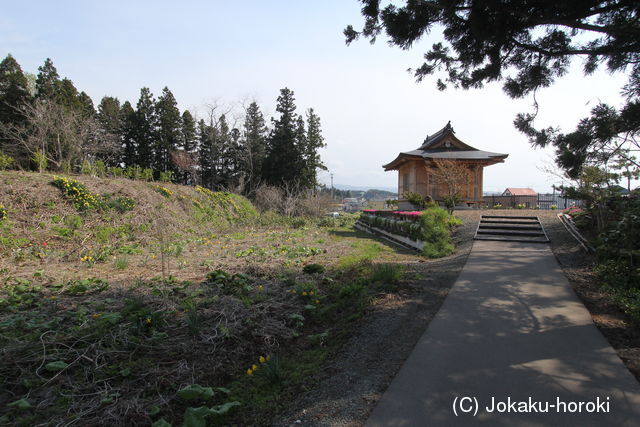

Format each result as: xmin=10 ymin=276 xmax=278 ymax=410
xmin=181 ymin=110 xmax=197 ymax=153
xmin=35 ymin=58 xmax=60 ymax=101
xmin=171 ymin=110 xmax=198 ymax=184
xmin=133 ymin=87 xmax=156 ymax=169
xmin=263 ymin=88 xmax=300 ymax=187
xmin=198 ymin=119 xmax=215 ymax=188
xmin=77 ymin=91 xmax=96 ymax=118
xmin=119 ymin=101 xmax=137 ymax=167
xmin=0 ymin=54 xmax=31 ymax=161
xmin=301 ymin=108 xmax=326 ymax=190
xmin=345 ymin=0 xmax=640 ymax=178
xmin=242 ymin=101 xmax=268 ymax=190
xmin=155 ymin=86 xmax=182 ymax=174
xmin=0 ymin=54 xmax=31 ymax=125
xmin=97 ymin=96 xmax=121 ymax=136
xmin=97 ymin=96 xmax=121 ymax=166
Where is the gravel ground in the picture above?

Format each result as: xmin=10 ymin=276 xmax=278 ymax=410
xmin=274 ymin=210 xmax=640 ymax=426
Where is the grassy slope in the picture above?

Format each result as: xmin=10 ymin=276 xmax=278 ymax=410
xmin=0 ymin=171 xmax=423 ymax=426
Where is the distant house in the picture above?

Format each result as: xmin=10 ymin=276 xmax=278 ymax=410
xmin=502 ymin=188 xmax=537 ymax=196
xmin=343 ymin=197 xmax=363 ymax=212
xmin=383 ymin=122 xmax=508 ymax=210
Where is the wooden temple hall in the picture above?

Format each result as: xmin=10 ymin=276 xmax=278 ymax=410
xmin=383 ymin=122 xmax=508 ymax=210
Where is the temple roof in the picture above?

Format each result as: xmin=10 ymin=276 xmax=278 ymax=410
xmin=383 ymin=121 xmax=508 ymax=170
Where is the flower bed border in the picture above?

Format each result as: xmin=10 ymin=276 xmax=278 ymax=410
xmin=354 ymin=221 xmax=424 ymax=252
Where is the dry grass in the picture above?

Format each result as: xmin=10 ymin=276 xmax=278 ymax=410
xmin=0 ymin=171 xmax=430 ymax=425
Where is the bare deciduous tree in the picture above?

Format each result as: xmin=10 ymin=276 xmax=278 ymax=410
xmin=0 ymin=99 xmax=118 ymax=172
xmin=171 ymin=150 xmax=199 ymax=185
xmin=428 ymin=158 xmax=472 ymax=212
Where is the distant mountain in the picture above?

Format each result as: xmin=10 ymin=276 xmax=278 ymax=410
xmin=333 ymin=183 xmax=397 ymax=193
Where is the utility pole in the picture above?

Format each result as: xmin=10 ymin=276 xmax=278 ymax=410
xmin=330 ymin=173 xmax=334 ymax=200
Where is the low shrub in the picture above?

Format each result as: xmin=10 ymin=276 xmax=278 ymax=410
xmin=419 ymin=207 xmax=459 ymax=258
xmin=0 ymin=151 xmax=14 ymax=170
xmin=370 ymin=263 xmax=403 ymax=284
xmin=303 ymin=263 xmax=325 ymax=274
xmin=104 ymin=195 xmax=135 ymax=213
xmin=51 ymin=176 xmax=104 ymax=211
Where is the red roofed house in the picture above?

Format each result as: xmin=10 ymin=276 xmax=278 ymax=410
xmin=502 ymin=188 xmax=537 ymax=196
xmin=383 ymin=122 xmax=508 ymax=210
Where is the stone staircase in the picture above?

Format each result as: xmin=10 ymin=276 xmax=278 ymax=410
xmin=474 ymin=215 xmax=549 ymax=243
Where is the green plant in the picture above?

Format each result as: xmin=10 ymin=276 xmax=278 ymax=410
xmin=303 ymin=263 xmax=325 ymax=274
xmin=32 ymin=149 xmax=47 ymax=172
xmin=81 ymin=160 xmax=93 ymax=175
xmin=51 ymin=176 xmax=104 ymax=211
xmin=256 ymin=355 xmax=284 ymax=385
xmin=184 ymin=303 xmax=203 ymax=336
xmin=62 ymin=277 xmax=109 ymax=295
xmin=442 ymin=195 xmax=461 ymax=213
xmin=159 ymin=171 xmax=173 ymax=182
xmin=105 ymin=196 xmax=135 ymax=213
xmin=0 ymin=151 xmax=14 ymax=170
xmin=419 ymin=207 xmax=457 ymax=258
xmin=0 ymin=205 xmax=7 ymax=221
xmin=493 ymin=203 xmax=503 ymax=209
xmin=64 ymin=214 xmax=83 ymax=229
xmin=154 ymin=185 xmax=173 ymax=198
xmin=403 ymin=191 xmax=427 ymax=209
xmin=182 ymin=402 xmax=241 ymax=426
xmin=94 ymin=160 xmax=106 ymax=177
xmin=370 ymin=263 xmax=404 ymax=284
xmin=550 ymin=204 xmax=558 ymax=210
xmin=206 ymin=270 xmax=253 ymax=297
xmin=114 ymin=256 xmax=129 ymax=270
xmin=516 ymin=203 xmax=526 ymax=209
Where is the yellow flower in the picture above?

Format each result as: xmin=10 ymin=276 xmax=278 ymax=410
xmin=247 ymin=369 xmax=253 ymax=376
xmin=251 ymin=364 xmax=257 ymax=371
xmin=259 ymin=356 xmax=266 ymax=364
xmin=92 ymin=313 xmax=101 ymax=319
xmin=302 ymin=291 xmax=307 ymax=296
xmin=309 ymin=291 xmax=314 ymax=296
xmin=145 ymin=317 xmax=152 ymax=324
xmin=315 ymin=299 xmax=320 ymax=304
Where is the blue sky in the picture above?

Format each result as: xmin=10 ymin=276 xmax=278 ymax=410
xmin=0 ymin=1 xmax=630 ymax=192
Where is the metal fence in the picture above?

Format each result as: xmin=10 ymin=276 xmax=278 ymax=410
xmin=482 ymin=194 xmax=584 ymax=210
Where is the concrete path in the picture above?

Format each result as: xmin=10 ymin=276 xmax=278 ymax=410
xmin=366 ymin=241 xmax=640 ymax=426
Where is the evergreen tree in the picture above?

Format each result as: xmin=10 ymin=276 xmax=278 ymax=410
xmin=133 ymin=87 xmax=156 ymax=169
xmin=293 ymin=113 xmax=307 ymax=184
xmin=119 ymin=101 xmax=137 ymax=167
xmin=55 ymin=78 xmax=81 ymax=110
xmin=263 ymin=88 xmax=300 ymax=188
xmin=0 ymin=54 xmax=31 ymax=159
xmin=97 ymin=96 xmax=121 ymax=165
xmin=155 ymin=86 xmax=182 ymax=174
xmin=173 ymin=110 xmax=198 ymax=184
xmin=198 ymin=119 xmax=215 ymax=188
xmin=302 ymin=108 xmax=326 ymax=189
xmin=242 ymin=101 xmax=267 ymax=189
xmin=35 ymin=58 xmax=60 ymax=101
xmin=0 ymin=54 xmax=31 ymax=125
xmin=77 ymin=91 xmax=95 ymax=118
xmin=97 ymin=96 xmax=121 ymax=136
xmin=181 ymin=110 xmax=197 ymax=153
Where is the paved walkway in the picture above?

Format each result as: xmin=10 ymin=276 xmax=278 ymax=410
xmin=366 ymin=241 xmax=640 ymax=426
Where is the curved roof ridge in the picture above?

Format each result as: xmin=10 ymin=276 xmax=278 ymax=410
xmin=419 ymin=121 xmax=454 ymax=149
